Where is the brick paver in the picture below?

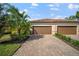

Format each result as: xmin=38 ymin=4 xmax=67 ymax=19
xmin=14 ymin=35 xmax=79 ymax=56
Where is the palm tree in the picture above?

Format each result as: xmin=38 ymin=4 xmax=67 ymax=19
xmin=65 ymin=10 xmax=79 ymax=21
xmin=6 ymin=4 xmax=31 ymax=39
xmin=20 ymin=11 xmax=31 ymax=37
xmin=65 ymin=15 xmax=77 ymax=20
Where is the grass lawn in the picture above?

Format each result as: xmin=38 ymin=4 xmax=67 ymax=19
xmin=0 ymin=43 xmax=21 ymax=56
xmin=0 ymin=33 xmax=29 ymax=56
xmin=0 ymin=34 xmax=21 ymax=56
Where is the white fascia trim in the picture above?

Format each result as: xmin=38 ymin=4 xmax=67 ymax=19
xmin=32 ymin=25 xmax=52 ymax=26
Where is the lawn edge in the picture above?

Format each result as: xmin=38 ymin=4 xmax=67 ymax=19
xmin=11 ymin=44 xmax=21 ymax=56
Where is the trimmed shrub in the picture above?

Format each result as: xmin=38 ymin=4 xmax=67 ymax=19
xmin=55 ymin=33 xmax=79 ymax=47
xmin=71 ymin=40 xmax=79 ymax=46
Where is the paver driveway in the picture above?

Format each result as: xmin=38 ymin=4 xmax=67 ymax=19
xmin=14 ymin=35 xmax=79 ymax=56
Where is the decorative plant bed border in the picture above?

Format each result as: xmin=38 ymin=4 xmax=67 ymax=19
xmin=55 ymin=33 xmax=79 ymax=51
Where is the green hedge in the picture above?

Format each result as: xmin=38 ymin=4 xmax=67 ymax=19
xmin=55 ymin=33 xmax=79 ymax=47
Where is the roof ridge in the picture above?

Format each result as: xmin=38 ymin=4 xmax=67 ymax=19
xmin=31 ymin=18 xmax=79 ymax=23
xmin=32 ymin=18 xmax=65 ymax=21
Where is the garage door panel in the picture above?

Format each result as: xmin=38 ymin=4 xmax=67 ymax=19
xmin=33 ymin=26 xmax=52 ymax=34
xmin=57 ymin=26 xmax=76 ymax=34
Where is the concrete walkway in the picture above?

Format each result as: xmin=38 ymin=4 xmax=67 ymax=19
xmin=14 ymin=35 xmax=79 ymax=56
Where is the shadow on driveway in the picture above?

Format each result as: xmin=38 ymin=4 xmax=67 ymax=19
xmin=27 ymin=34 xmax=44 ymax=41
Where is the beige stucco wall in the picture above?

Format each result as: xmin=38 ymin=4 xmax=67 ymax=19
xmin=32 ymin=22 xmax=79 ymax=35
xmin=52 ymin=25 xmax=57 ymax=35
xmin=77 ymin=25 xmax=79 ymax=35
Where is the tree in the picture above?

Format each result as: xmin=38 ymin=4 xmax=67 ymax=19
xmin=65 ymin=10 xmax=79 ymax=21
xmin=6 ymin=4 xmax=31 ymax=40
xmin=76 ymin=11 xmax=79 ymax=20
xmin=0 ymin=3 xmax=9 ymax=34
xmin=65 ymin=15 xmax=77 ymax=20
xmin=18 ymin=11 xmax=31 ymax=37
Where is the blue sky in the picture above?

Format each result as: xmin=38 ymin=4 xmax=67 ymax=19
xmin=11 ymin=3 xmax=79 ymax=20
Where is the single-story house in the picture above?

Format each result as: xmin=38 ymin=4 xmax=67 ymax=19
xmin=31 ymin=19 xmax=79 ymax=35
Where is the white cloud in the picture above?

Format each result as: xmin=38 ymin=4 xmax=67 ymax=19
xmin=48 ymin=4 xmax=60 ymax=7
xmin=31 ymin=3 xmax=38 ymax=6
xmin=53 ymin=15 xmax=64 ymax=19
xmin=53 ymin=15 xmax=67 ymax=19
xmin=64 ymin=16 xmax=67 ymax=18
xmin=24 ymin=9 xmax=28 ymax=13
xmin=19 ymin=10 xmax=23 ymax=13
xmin=30 ymin=6 xmax=35 ymax=8
xmin=30 ymin=3 xmax=38 ymax=8
xmin=48 ymin=4 xmax=54 ymax=7
xmin=49 ymin=4 xmax=60 ymax=11
xmin=68 ymin=4 xmax=79 ymax=10
xmin=19 ymin=9 xmax=28 ymax=14
xmin=50 ymin=8 xmax=59 ymax=11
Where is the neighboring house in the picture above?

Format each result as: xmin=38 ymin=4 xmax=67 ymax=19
xmin=31 ymin=19 xmax=79 ymax=35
